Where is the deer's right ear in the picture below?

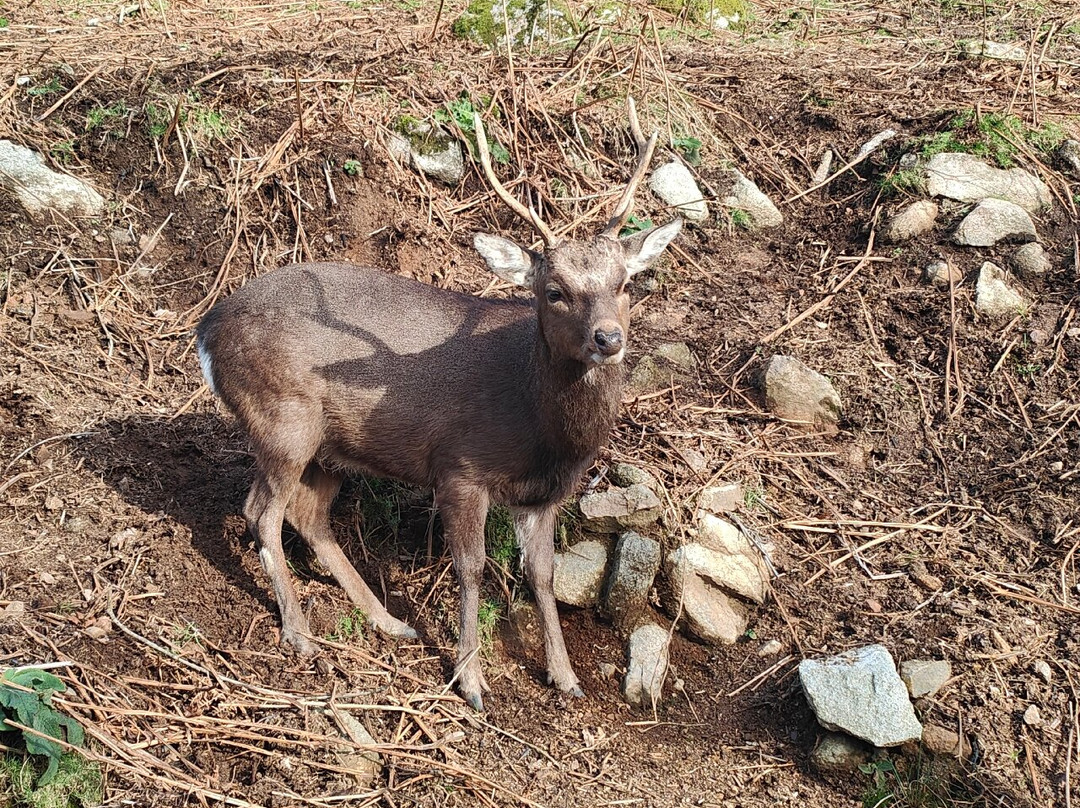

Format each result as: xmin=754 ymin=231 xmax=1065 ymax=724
xmin=474 ymin=233 xmax=540 ymax=287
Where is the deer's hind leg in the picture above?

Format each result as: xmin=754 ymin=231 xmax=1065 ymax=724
xmin=286 ymin=462 xmax=417 ymax=639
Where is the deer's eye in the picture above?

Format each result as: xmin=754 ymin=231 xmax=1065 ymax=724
xmin=546 ymin=288 xmax=564 ymax=304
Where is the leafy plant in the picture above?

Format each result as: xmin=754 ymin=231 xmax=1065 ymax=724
xmin=48 ymin=141 xmax=76 ymax=165
xmin=342 ymin=158 xmax=362 ymax=176
xmin=0 ymin=17 xmax=9 ymax=27
xmin=0 ymin=669 xmax=85 ymax=786
xmin=26 ymin=78 xmax=63 ymax=98
xmin=434 ymin=96 xmax=510 ymax=164
xmin=730 ymin=208 xmax=752 ymax=229
xmin=859 ymin=754 xmax=978 ymax=808
xmin=326 ymin=608 xmax=365 ymax=641
xmin=619 ymin=213 xmax=654 ymax=236
xmin=673 ymin=134 xmax=702 ymax=166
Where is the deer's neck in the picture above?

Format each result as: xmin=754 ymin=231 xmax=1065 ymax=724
xmin=532 ymin=341 xmax=625 ymax=463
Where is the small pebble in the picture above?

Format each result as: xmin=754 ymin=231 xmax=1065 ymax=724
xmin=758 ymin=639 xmax=783 ymax=656
xmin=598 ymin=662 xmax=618 ymax=680
xmin=1029 ymin=328 xmax=1049 ymax=345
xmin=1049 ymin=461 xmax=1064 ymax=474
xmin=1023 ymin=704 xmax=1042 ymax=727
xmin=1033 ymin=660 xmax=1052 ymax=683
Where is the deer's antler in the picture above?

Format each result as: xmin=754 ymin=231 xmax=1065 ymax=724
xmin=473 ymin=112 xmax=560 ymax=248
xmin=601 ymin=96 xmax=658 ymax=239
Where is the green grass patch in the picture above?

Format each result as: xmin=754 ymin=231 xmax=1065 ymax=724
xmin=729 ymin=208 xmax=752 ymax=229
xmin=477 ymin=598 xmax=502 ymax=654
xmin=85 ymin=101 xmax=128 ymax=133
xmin=917 ymin=109 xmax=1065 ymax=168
xmin=485 ymin=506 xmax=518 ymax=570
xmin=877 ymin=167 xmax=926 ymax=198
xmin=0 ymin=753 xmax=102 ymax=808
xmin=343 ymin=158 xmax=362 ymax=176
xmin=48 ymin=141 xmax=76 ymax=165
xmin=26 ymin=78 xmax=63 ymax=98
xmin=326 ymin=608 xmax=366 ymax=642
xmin=860 ymin=755 xmax=982 ymax=808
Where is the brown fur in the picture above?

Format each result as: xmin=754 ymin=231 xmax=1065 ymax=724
xmin=196 ymin=222 xmax=681 ymax=709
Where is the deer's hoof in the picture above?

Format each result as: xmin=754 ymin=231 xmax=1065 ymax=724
xmin=463 ymin=690 xmax=485 ymax=712
xmin=567 ymin=684 xmax=585 ymax=699
xmin=282 ymin=628 xmax=319 ymax=658
xmin=375 ymin=617 xmax=418 ymax=640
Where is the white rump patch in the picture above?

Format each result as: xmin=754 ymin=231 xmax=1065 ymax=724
xmin=197 ymin=338 xmax=219 ymax=397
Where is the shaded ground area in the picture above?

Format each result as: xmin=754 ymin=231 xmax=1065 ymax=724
xmin=1 ymin=1 xmax=1078 ymax=806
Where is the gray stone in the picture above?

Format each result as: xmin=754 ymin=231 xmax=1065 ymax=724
xmin=316 ymin=709 xmax=383 ymax=786
xmin=880 ymin=200 xmax=938 ymax=243
xmin=952 ymin=198 xmax=1036 ymax=246
xmin=0 ymin=139 xmax=105 ymax=218
xmin=1013 ymin=242 xmax=1051 ymax=276
xmin=1059 ymin=139 xmax=1080 ymax=177
xmin=758 ymin=638 xmax=783 ymax=656
xmin=799 ymin=644 xmax=923 ymax=747
xmin=810 ymin=732 xmax=872 ymax=773
xmin=763 ymin=354 xmax=842 ymax=433
xmin=649 ymin=160 xmax=708 ymax=223
xmin=622 ymin=623 xmax=670 ymax=708
xmin=603 ymin=530 xmax=661 ymax=624
xmin=654 ymin=341 xmax=695 ymax=369
xmin=698 ymin=482 xmax=743 ymax=514
xmin=960 ymin=39 xmax=1028 ymax=61
xmin=388 ymin=122 xmax=464 ymax=185
xmin=681 ymin=448 xmax=707 ymax=473
xmin=975 ymin=261 xmax=1026 ymax=319
xmin=579 ymin=484 xmax=662 ymax=532
xmin=718 ymin=168 xmax=783 ymax=228
xmin=553 ymin=540 xmax=608 ymax=607
xmin=899 ymin=659 xmax=951 ymax=699
xmin=924 ymin=152 xmax=1051 ymax=213
xmin=609 ymin=463 xmax=660 ymax=494
xmin=925 ymin=260 xmax=962 ymax=289
xmin=665 ymin=512 xmax=767 ymax=644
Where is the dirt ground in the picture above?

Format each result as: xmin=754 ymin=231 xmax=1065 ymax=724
xmin=1 ymin=1 xmax=1079 ymax=806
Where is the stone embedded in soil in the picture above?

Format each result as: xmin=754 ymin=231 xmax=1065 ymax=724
xmin=810 ymin=731 xmax=872 ymax=773
xmin=0 ymin=139 xmax=105 ymax=218
xmin=579 ymin=484 xmax=663 ymax=532
xmin=952 ymin=198 xmax=1036 ymax=246
xmin=880 ymin=200 xmax=938 ymax=243
xmin=622 ymin=623 xmax=670 ymax=708
xmin=758 ymin=638 xmax=783 ymax=656
xmin=924 ymin=260 xmax=962 ymax=289
xmin=698 ymin=482 xmax=743 ymax=514
xmin=718 ymin=168 xmax=783 ymax=229
xmin=1059 ymin=139 xmax=1080 ymax=177
xmin=608 ymin=463 xmax=660 ymax=494
xmin=654 ymin=341 xmax=695 ymax=369
xmin=960 ymin=39 xmax=1027 ymax=61
xmin=924 ymin=152 xmax=1051 ymax=213
xmin=1012 ymin=242 xmax=1051 ymax=277
xmin=975 ymin=261 xmax=1026 ymax=319
xmin=665 ymin=512 xmax=767 ymax=645
xmin=553 ymin=540 xmax=609 ymax=607
xmin=922 ymin=724 xmax=970 ymax=758
xmin=899 ymin=659 xmax=951 ymax=699
xmin=328 ymin=710 xmax=383 ymax=786
xmin=649 ymin=159 xmax=708 ymax=222
xmin=909 ymin=560 xmax=944 ymax=592
xmin=799 ymin=644 xmax=923 ymax=748
xmin=602 ymin=530 xmax=661 ymax=625
xmin=387 ymin=121 xmax=464 ymax=185
xmin=763 ymin=354 xmax=842 ymax=434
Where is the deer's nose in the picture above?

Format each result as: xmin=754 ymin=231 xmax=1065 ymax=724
xmin=593 ymin=327 xmax=624 ymax=356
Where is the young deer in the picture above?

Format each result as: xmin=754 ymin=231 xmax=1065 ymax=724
xmin=196 ymin=100 xmax=682 ymax=709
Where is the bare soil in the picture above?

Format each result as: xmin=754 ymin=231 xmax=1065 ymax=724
xmin=1 ymin=2 xmax=1079 ymax=806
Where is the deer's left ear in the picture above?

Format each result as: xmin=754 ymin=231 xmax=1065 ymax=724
xmin=620 ymin=218 xmax=683 ymax=276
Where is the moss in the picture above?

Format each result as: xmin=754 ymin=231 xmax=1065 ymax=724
xmin=651 ymin=0 xmax=751 ymax=25
xmin=452 ymin=0 xmax=573 ymax=48
xmin=0 ymin=754 xmax=102 ymax=808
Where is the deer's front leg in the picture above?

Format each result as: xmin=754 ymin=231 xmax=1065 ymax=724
xmin=441 ymin=484 xmax=491 ymax=710
xmin=512 ymin=505 xmax=583 ymax=698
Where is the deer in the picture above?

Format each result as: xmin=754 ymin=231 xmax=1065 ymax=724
xmin=195 ymin=98 xmax=682 ymax=710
